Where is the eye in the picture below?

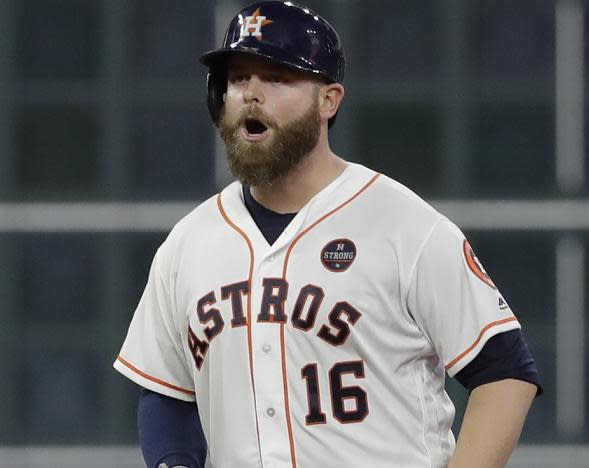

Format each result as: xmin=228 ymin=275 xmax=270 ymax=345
xmin=229 ymin=73 xmax=248 ymax=83
xmin=267 ymin=73 xmax=290 ymax=84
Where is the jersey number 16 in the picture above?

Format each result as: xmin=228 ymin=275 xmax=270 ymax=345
xmin=301 ymin=360 xmax=368 ymax=425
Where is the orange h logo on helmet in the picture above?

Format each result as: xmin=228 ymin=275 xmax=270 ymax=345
xmin=240 ymin=8 xmax=274 ymax=38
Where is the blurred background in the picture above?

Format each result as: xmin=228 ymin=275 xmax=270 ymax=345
xmin=0 ymin=0 xmax=587 ymax=467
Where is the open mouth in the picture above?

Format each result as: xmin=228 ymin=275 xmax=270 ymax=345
xmin=242 ymin=117 xmax=270 ymax=142
xmin=245 ymin=118 xmax=268 ymax=135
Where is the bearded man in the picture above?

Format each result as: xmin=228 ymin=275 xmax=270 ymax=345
xmin=115 ymin=2 xmax=541 ymax=468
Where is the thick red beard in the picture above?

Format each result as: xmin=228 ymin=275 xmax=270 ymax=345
xmin=218 ymin=100 xmax=321 ymax=186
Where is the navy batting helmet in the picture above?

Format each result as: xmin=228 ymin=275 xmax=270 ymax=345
xmin=199 ymin=1 xmax=345 ymax=127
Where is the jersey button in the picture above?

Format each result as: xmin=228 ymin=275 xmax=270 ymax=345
xmin=262 ymin=343 xmax=271 ymax=353
xmin=266 ymin=407 xmax=275 ymax=417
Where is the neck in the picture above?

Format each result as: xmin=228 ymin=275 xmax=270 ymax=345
xmin=250 ymin=142 xmax=347 ymax=214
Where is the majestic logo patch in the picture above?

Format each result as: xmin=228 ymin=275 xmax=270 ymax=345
xmin=321 ymin=239 xmax=356 ymax=272
xmin=240 ymin=8 xmax=273 ymax=39
xmin=498 ymin=296 xmax=509 ymax=310
xmin=463 ymin=240 xmax=496 ymax=289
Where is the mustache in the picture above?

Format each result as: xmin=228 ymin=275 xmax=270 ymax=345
xmin=236 ymin=106 xmax=276 ymax=128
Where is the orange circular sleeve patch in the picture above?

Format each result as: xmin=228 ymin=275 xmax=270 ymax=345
xmin=463 ymin=240 xmax=497 ymax=289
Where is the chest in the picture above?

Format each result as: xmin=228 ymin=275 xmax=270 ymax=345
xmin=175 ymin=215 xmax=426 ymax=368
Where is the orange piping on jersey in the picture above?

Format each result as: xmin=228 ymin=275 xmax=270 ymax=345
xmin=280 ymin=172 xmax=381 ymax=468
xmin=280 ymin=322 xmax=297 ymax=468
xmin=445 ymin=316 xmax=519 ymax=371
xmin=116 ymin=355 xmax=195 ymax=396
xmin=216 ymin=193 xmax=263 ymax=461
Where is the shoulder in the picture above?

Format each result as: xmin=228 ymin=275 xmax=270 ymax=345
xmin=347 ymin=164 xmax=458 ymax=274
xmin=157 ymin=181 xmax=242 ymax=262
xmin=351 ymin=164 xmax=446 ymax=231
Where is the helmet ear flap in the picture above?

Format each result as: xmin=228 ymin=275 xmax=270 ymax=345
xmin=206 ymin=69 xmax=227 ymax=126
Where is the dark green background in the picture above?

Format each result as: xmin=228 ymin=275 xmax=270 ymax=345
xmin=0 ymin=0 xmax=587 ymax=447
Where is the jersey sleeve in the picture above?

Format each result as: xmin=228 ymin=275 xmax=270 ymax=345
xmin=113 ymin=243 xmax=196 ymax=402
xmin=407 ymin=219 xmax=521 ymax=377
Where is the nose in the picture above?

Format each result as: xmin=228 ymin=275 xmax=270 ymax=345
xmin=243 ymin=75 xmax=264 ymax=104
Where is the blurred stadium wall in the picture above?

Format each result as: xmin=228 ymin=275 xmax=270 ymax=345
xmin=0 ymin=0 xmax=587 ymax=467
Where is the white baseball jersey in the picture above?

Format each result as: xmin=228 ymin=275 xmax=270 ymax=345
xmin=114 ymin=162 xmax=520 ymax=468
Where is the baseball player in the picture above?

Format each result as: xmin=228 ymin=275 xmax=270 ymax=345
xmin=114 ymin=2 xmax=541 ymax=467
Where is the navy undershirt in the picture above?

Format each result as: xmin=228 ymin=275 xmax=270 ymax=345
xmin=138 ymin=389 xmax=206 ymax=468
xmin=242 ymin=183 xmax=297 ymax=244
xmin=137 ymin=185 xmax=541 ymax=468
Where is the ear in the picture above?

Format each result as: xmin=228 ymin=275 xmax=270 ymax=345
xmin=318 ymin=83 xmax=345 ymax=122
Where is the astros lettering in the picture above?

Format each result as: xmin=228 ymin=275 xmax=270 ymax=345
xmin=188 ymin=278 xmax=362 ymax=370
